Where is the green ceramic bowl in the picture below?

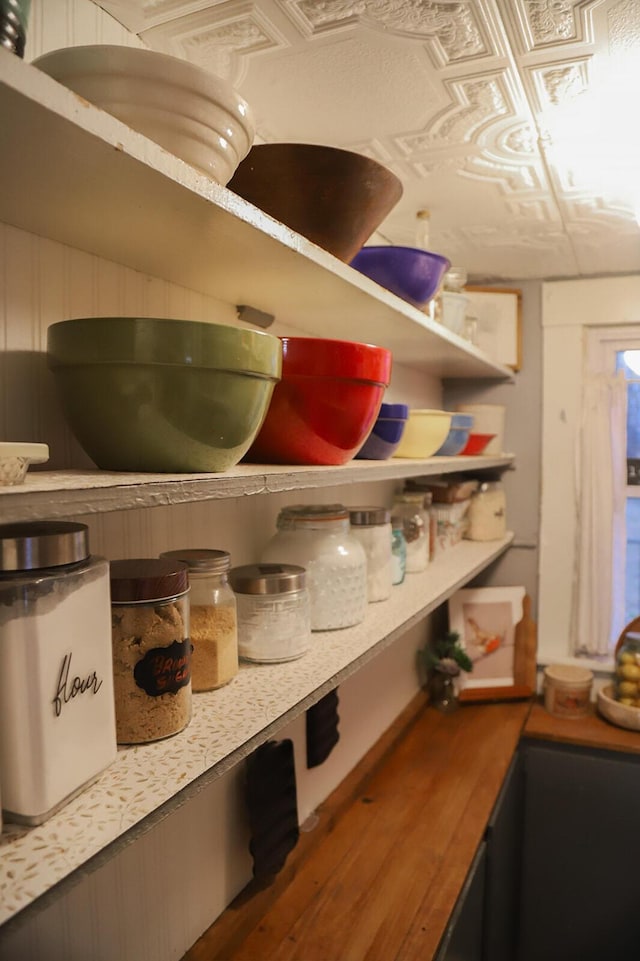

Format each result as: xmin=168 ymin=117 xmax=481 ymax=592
xmin=47 ymin=317 xmax=282 ymax=472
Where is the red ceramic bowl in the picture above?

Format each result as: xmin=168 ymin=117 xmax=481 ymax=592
xmin=246 ymin=337 xmax=392 ymax=465
xmin=460 ymin=432 xmax=496 ymax=456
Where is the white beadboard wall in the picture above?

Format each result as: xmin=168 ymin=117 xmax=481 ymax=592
xmin=0 ymin=2 xmax=445 ymax=958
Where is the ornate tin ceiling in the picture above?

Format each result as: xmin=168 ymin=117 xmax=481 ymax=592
xmin=94 ymin=0 xmax=640 ymax=282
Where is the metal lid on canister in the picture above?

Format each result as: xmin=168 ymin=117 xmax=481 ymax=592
xmin=348 ymin=506 xmax=391 ymax=526
xmin=228 ymin=563 xmax=306 ymax=595
xmin=110 ymin=558 xmax=189 ymax=603
xmin=160 ymin=548 xmax=231 ymax=574
xmin=0 ymin=520 xmax=89 ymax=571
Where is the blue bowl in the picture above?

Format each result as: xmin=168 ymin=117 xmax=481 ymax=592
xmin=434 ymin=413 xmax=475 ymax=456
xmin=356 ymin=402 xmax=409 ymax=460
xmin=349 ymin=246 xmax=451 ymax=308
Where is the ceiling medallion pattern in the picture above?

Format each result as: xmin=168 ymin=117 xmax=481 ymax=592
xmin=522 ymin=0 xmax=580 ymax=45
xmin=536 ymin=62 xmax=588 ymax=107
xmin=287 ymin=0 xmax=487 ymax=61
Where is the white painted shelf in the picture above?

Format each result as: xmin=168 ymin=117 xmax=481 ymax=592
xmin=0 ymin=51 xmax=513 ymax=380
xmin=0 ymin=455 xmax=515 ymax=521
xmin=0 ymin=533 xmax=513 ymax=928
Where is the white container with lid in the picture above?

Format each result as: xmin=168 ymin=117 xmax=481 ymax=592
xmin=261 ymin=505 xmax=367 ymax=631
xmin=466 ymin=482 xmax=507 ymax=541
xmin=0 ymin=521 xmax=116 ymax=825
xmin=160 ymin=548 xmax=238 ymax=692
xmin=229 ymin=563 xmax=311 ymax=662
xmin=543 ymin=664 xmax=593 ymax=719
xmin=348 ymin=507 xmax=393 ymax=602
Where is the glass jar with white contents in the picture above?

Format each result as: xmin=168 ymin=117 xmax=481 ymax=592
xmin=160 ymin=549 xmax=238 ymax=692
xmin=228 ymin=563 xmax=311 ymax=663
xmin=466 ymin=481 xmax=507 ymax=541
xmin=348 ymin=507 xmax=392 ymax=602
xmin=261 ymin=504 xmax=367 ymax=630
xmin=391 ymin=493 xmax=430 ymax=573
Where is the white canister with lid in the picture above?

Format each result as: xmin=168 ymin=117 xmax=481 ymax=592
xmin=0 ymin=521 xmax=116 ymax=825
xmin=261 ymin=504 xmax=367 ymax=630
xmin=229 ymin=563 xmax=311 ymax=662
xmin=348 ymin=507 xmax=392 ymax=602
xmin=466 ymin=482 xmax=507 ymax=541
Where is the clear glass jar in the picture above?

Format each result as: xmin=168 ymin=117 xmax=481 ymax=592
xmin=110 ymin=558 xmax=192 ymax=745
xmin=0 ymin=521 xmax=116 ymax=825
xmin=391 ymin=520 xmax=407 ymax=585
xmin=160 ymin=549 xmax=238 ymax=692
xmin=614 ymin=632 xmax=640 ymax=705
xmin=467 ymin=481 xmax=507 ymax=541
xmin=228 ymin=563 xmax=311 ymax=662
xmin=261 ymin=504 xmax=367 ymax=630
xmin=348 ymin=507 xmax=392 ymax=602
xmin=391 ymin=493 xmax=430 ymax=573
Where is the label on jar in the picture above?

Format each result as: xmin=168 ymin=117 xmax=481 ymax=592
xmin=133 ymin=638 xmax=192 ymax=696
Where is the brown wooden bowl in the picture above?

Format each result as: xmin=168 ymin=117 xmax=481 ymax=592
xmin=227 ymin=143 xmax=403 ymax=263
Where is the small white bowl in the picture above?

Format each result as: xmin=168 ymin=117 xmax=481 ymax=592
xmin=597 ymin=684 xmax=640 ymax=731
xmin=33 ymin=45 xmax=255 ymax=185
xmin=0 ymin=443 xmax=49 ymax=486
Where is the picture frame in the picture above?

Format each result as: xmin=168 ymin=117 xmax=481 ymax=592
xmin=448 ymin=586 xmax=537 ymax=702
xmin=464 ymin=286 xmax=523 ymax=372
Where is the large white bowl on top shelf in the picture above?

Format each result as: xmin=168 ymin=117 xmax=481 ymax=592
xmin=32 ymin=45 xmax=255 ymax=185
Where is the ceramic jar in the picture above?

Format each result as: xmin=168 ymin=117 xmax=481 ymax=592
xmin=160 ymin=549 xmax=238 ymax=691
xmin=261 ymin=504 xmax=367 ymax=630
xmin=466 ymin=482 xmax=507 ymax=541
xmin=0 ymin=521 xmax=116 ymax=825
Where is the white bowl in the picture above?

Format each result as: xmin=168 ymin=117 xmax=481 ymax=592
xmin=33 ymin=45 xmax=255 ymax=185
xmin=597 ymin=684 xmax=640 ymax=731
xmin=0 ymin=443 xmax=49 ymax=486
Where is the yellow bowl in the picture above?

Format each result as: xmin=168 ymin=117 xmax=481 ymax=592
xmin=392 ymin=409 xmax=452 ymax=459
xmin=597 ymin=684 xmax=640 ymax=731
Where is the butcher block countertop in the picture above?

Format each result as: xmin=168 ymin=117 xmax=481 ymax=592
xmin=183 ymin=696 xmax=640 ymax=961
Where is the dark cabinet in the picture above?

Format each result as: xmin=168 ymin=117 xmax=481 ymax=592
xmin=435 ymin=842 xmax=487 ymax=961
xmin=517 ymin=739 xmax=640 ymax=961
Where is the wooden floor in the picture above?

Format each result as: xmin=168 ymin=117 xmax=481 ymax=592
xmin=184 ymin=697 xmax=530 ymax=961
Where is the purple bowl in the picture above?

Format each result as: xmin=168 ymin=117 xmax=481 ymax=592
xmin=349 ymin=246 xmax=451 ymax=309
xmin=355 ymin=402 xmax=409 ymax=460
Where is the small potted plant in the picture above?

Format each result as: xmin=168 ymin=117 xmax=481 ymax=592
xmin=419 ymin=630 xmax=473 ymax=713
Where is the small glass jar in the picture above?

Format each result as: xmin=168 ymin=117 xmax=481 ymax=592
xmin=160 ymin=549 xmax=238 ymax=692
xmin=467 ymin=481 xmax=507 ymax=541
xmin=391 ymin=520 xmax=407 ymax=585
xmin=614 ymin=632 xmax=640 ymax=705
xmin=391 ymin=493 xmax=430 ymax=573
xmin=348 ymin=507 xmax=392 ymax=602
xmin=0 ymin=521 xmax=116 ymax=825
xmin=228 ymin=563 xmax=311 ymax=662
xmin=110 ymin=558 xmax=192 ymax=745
xmin=261 ymin=504 xmax=367 ymax=630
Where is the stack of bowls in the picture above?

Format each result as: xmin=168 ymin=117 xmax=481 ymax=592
xmin=355 ymin=403 xmax=409 ymax=460
xmin=47 ymin=317 xmax=281 ymax=472
xmin=246 ymin=337 xmax=392 ymax=465
xmin=33 ymin=45 xmax=255 ymax=185
xmin=434 ymin=413 xmax=474 ymax=456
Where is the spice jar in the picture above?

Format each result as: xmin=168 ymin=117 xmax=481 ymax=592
xmin=261 ymin=504 xmax=367 ymax=630
xmin=0 ymin=521 xmax=116 ymax=825
xmin=229 ymin=563 xmax=311 ymax=662
xmin=391 ymin=519 xmax=407 ymax=585
xmin=110 ymin=558 xmax=192 ymax=745
xmin=160 ymin=549 xmax=238 ymax=692
xmin=391 ymin=493 xmax=430 ymax=573
xmin=466 ymin=481 xmax=507 ymax=541
xmin=348 ymin=507 xmax=392 ymax=602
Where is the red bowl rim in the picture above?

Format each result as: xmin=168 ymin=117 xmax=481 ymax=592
xmin=279 ymin=336 xmax=392 ymax=384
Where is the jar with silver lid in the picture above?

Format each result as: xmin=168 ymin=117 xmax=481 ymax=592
xmin=160 ymin=549 xmax=238 ymax=692
xmin=348 ymin=507 xmax=392 ymax=602
xmin=228 ymin=563 xmax=311 ymax=662
xmin=466 ymin=481 xmax=507 ymax=541
xmin=110 ymin=558 xmax=192 ymax=745
xmin=0 ymin=521 xmax=116 ymax=825
xmin=261 ymin=504 xmax=367 ymax=630
xmin=391 ymin=493 xmax=430 ymax=573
